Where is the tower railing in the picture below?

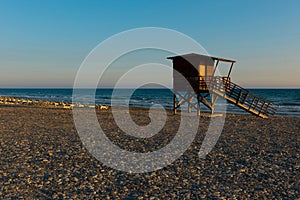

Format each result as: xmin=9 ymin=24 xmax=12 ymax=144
xmin=207 ymin=76 xmax=276 ymax=117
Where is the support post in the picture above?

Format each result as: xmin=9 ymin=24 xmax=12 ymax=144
xmin=173 ymin=93 xmax=177 ymax=115
xmin=212 ymin=60 xmax=220 ymax=77
xmin=187 ymin=92 xmax=192 ymax=113
xmin=197 ymin=94 xmax=201 ymax=116
xmin=236 ymin=90 xmax=243 ymax=104
xmin=211 ymin=94 xmax=218 ymax=114
xmin=227 ymin=62 xmax=234 ymax=79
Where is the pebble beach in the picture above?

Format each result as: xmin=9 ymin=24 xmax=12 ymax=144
xmin=0 ymin=103 xmax=299 ymax=199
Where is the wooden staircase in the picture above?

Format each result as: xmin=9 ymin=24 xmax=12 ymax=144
xmin=208 ymin=77 xmax=276 ymax=118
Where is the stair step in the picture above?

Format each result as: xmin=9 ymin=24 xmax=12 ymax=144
xmin=209 ymin=77 xmax=275 ymax=118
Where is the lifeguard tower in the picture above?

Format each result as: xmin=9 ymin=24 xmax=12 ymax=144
xmin=168 ymin=53 xmax=275 ymax=118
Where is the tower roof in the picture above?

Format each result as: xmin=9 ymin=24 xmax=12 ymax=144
xmin=167 ymin=53 xmax=236 ymax=63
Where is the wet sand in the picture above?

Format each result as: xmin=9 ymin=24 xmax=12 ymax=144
xmin=0 ymin=105 xmax=299 ymax=199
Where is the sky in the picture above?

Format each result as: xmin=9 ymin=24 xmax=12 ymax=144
xmin=0 ymin=0 xmax=299 ymax=88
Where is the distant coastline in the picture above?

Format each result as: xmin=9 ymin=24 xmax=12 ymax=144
xmin=0 ymin=88 xmax=299 ymax=117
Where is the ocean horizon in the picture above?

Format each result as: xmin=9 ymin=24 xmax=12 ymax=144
xmin=0 ymin=88 xmax=299 ymax=117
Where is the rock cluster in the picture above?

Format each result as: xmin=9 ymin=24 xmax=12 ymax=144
xmin=0 ymin=96 xmax=109 ymax=110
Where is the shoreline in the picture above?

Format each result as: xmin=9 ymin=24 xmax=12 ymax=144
xmin=0 ymin=96 xmax=109 ymax=110
xmin=1 ymin=95 xmax=298 ymax=119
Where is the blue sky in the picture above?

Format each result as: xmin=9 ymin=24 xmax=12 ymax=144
xmin=0 ymin=0 xmax=299 ymax=88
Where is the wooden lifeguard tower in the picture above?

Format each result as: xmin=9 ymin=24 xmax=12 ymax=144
xmin=168 ymin=53 xmax=275 ymax=118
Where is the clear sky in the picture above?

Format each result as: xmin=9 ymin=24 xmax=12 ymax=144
xmin=0 ymin=0 xmax=299 ymax=88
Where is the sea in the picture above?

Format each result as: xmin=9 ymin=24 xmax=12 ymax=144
xmin=0 ymin=88 xmax=299 ymax=117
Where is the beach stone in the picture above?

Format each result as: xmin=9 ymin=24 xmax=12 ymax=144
xmin=0 ymin=106 xmax=299 ymax=199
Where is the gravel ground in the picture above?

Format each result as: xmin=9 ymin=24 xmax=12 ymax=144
xmin=0 ymin=106 xmax=299 ymax=199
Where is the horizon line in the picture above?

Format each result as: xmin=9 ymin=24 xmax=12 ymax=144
xmin=0 ymin=87 xmax=299 ymax=89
